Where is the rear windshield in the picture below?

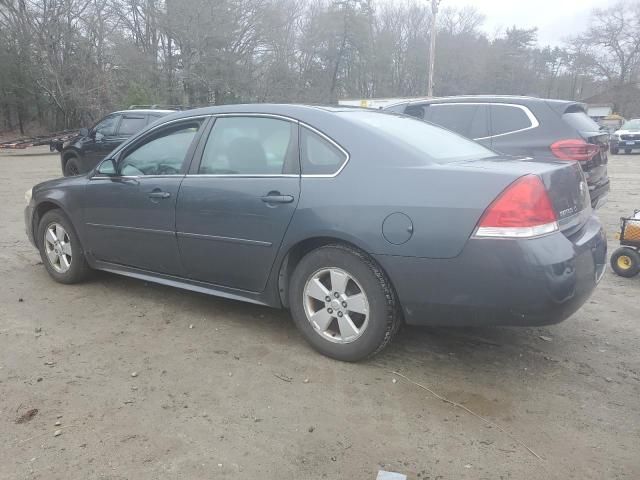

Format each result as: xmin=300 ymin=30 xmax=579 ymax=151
xmin=563 ymin=110 xmax=600 ymax=133
xmin=344 ymin=111 xmax=495 ymax=163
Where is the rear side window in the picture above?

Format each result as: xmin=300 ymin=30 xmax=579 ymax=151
xmin=199 ymin=117 xmax=297 ymax=175
xmin=300 ymin=127 xmax=348 ymax=175
xmin=118 ymin=116 xmax=147 ymax=136
xmin=404 ymin=104 xmax=426 ymax=119
xmin=563 ymin=110 xmax=601 ymax=133
xmin=346 ymin=111 xmax=495 ymax=163
xmin=491 ymin=105 xmax=534 ymax=136
xmin=426 ymin=104 xmax=489 ymax=139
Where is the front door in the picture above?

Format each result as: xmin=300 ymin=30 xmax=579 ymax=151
xmin=83 ymin=118 xmax=206 ymax=274
xmin=83 ymin=113 xmax=124 ymax=167
xmin=176 ymin=116 xmax=300 ymax=292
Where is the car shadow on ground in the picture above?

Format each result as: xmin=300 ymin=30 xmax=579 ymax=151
xmin=91 ymin=270 xmax=558 ymax=380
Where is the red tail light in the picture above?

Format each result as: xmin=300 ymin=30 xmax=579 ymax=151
xmin=550 ymin=139 xmax=599 ymax=161
xmin=476 ymin=175 xmax=558 ymax=238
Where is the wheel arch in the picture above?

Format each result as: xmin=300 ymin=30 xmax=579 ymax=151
xmin=62 ymin=149 xmax=79 ymax=162
xmin=276 ymin=236 xmax=394 ymax=308
xmin=32 ymin=200 xmax=66 ymax=247
xmin=61 ymin=149 xmax=81 ymax=172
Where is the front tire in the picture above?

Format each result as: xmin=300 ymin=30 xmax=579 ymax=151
xmin=625 ymin=148 xmax=632 ymax=154
xmin=289 ymin=244 xmax=401 ymax=361
xmin=63 ymin=156 xmax=81 ymax=176
xmin=37 ymin=209 xmax=91 ymax=284
xmin=610 ymin=247 xmax=640 ymax=278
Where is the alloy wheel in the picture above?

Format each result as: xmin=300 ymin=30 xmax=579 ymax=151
xmin=44 ymin=223 xmax=72 ymax=273
xmin=303 ymin=267 xmax=370 ymax=344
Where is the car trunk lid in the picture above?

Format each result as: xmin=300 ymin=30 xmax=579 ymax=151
xmin=456 ymin=156 xmax=591 ymax=236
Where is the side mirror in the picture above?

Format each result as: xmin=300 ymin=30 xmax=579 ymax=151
xmin=95 ymin=132 xmax=105 ymax=142
xmin=96 ymin=158 xmax=117 ymax=176
xmin=79 ymin=127 xmax=89 ymax=137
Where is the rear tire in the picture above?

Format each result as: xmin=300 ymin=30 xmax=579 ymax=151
xmin=610 ymin=147 xmax=619 ymax=155
xmin=63 ymin=156 xmax=81 ymax=176
xmin=625 ymin=149 xmax=632 ymax=155
xmin=610 ymin=247 xmax=640 ymax=278
xmin=288 ymin=244 xmax=401 ymax=361
xmin=37 ymin=209 xmax=91 ymax=284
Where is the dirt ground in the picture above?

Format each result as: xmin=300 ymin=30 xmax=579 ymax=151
xmin=1 ymin=147 xmax=639 ymax=480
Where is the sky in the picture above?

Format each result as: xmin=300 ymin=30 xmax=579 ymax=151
xmin=410 ymin=0 xmax=615 ymax=46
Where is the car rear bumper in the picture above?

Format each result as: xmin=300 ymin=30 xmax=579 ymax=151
xmin=374 ymin=214 xmax=607 ymax=327
xmin=590 ymin=179 xmax=610 ymax=209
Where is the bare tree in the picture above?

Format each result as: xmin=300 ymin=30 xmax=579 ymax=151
xmin=0 ymin=0 xmax=631 ymax=134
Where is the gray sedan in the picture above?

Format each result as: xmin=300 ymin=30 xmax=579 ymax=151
xmin=24 ymin=104 xmax=607 ymax=361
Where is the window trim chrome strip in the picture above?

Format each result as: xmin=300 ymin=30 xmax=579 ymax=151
xmin=176 ymin=231 xmax=272 ymax=247
xmin=184 ymin=174 xmax=299 ymax=178
xmin=425 ymin=102 xmax=540 ymax=140
xmin=86 ymin=222 xmax=174 ymax=236
xmin=181 ymin=113 xmax=351 ymax=179
xmin=89 ymin=174 xmax=185 ymax=181
xmin=91 ymin=112 xmax=352 ymax=180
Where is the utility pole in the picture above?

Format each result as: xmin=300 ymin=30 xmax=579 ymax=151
xmin=427 ymin=0 xmax=442 ymax=97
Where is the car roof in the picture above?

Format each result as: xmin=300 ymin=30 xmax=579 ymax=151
xmin=385 ymin=95 xmax=586 ymax=116
xmin=405 ymin=95 xmax=574 ymax=106
xmin=153 ymin=104 xmax=373 ymax=123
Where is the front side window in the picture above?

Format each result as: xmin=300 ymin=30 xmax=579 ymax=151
xmin=300 ymin=127 xmax=348 ymax=175
xmin=199 ymin=117 xmax=297 ymax=175
xmin=491 ymin=105 xmax=534 ymax=136
xmin=118 ymin=115 xmax=147 ymax=136
xmin=93 ymin=114 xmax=120 ymax=136
xmin=425 ymin=104 xmax=489 ymax=139
xmin=119 ymin=120 xmax=202 ymax=176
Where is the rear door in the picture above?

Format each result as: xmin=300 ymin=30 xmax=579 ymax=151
xmin=488 ymin=104 xmax=539 ymax=154
xmin=176 ymin=115 xmax=300 ymax=292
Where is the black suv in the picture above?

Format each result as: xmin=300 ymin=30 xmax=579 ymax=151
xmin=384 ymin=96 xmax=610 ymax=209
xmin=55 ymin=108 xmax=176 ymax=176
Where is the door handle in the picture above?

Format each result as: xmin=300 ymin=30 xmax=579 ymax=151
xmin=261 ymin=194 xmax=294 ymax=204
xmin=148 ymin=191 xmax=171 ymax=199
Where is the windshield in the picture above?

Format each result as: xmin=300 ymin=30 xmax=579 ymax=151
xmin=622 ymin=119 xmax=640 ymax=130
xmin=343 ymin=111 xmax=496 ymax=163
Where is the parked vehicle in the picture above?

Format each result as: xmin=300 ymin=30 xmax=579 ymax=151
xmin=24 ymin=104 xmax=607 ymax=361
xmin=610 ymin=118 xmax=640 ymax=155
xmin=610 ymin=210 xmax=640 ymax=278
xmin=598 ymin=114 xmax=625 ymax=137
xmin=384 ymin=96 xmax=610 ymax=209
xmin=55 ymin=107 xmax=176 ymax=176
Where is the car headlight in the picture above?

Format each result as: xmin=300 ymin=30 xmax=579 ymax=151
xmin=25 ymin=187 xmax=33 ymax=205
